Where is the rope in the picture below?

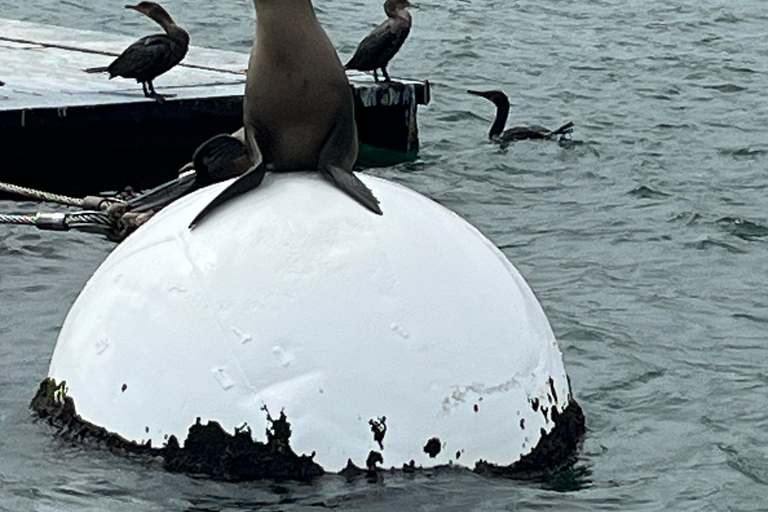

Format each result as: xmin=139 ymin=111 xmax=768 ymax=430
xmin=0 ymin=181 xmax=85 ymax=207
xmin=0 ymin=168 xmax=201 ymax=240
xmin=0 ymin=35 xmax=245 ymax=76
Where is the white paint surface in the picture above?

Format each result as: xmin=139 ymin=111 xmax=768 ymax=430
xmin=49 ymin=172 xmax=573 ymax=472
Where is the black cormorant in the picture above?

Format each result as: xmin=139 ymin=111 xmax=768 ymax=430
xmin=345 ymin=0 xmax=416 ymax=82
xmin=467 ymin=90 xmax=574 ymax=142
xmin=87 ymin=2 xmax=189 ymax=101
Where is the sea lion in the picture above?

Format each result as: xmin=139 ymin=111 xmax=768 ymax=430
xmin=190 ymin=0 xmax=382 ymax=228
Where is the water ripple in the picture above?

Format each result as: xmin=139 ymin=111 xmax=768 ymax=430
xmin=3 ymin=0 xmax=768 ymax=510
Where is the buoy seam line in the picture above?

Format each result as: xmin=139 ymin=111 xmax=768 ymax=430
xmin=0 ymin=35 xmax=245 ymax=76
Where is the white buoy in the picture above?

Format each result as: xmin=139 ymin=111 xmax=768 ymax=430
xmin=47 ymin=172 xmax=577 ymax=473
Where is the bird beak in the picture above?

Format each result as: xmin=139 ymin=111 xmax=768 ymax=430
xmin=124 ymin=4 xmax=140 ymax=12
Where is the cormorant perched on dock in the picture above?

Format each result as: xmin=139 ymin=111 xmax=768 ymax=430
xmin=467 ymin=90 xmax=574 ymax=142
xmin=87 ymin=2 xmax=189 ymax=101
xmin=345 ymin=0 xmax=416 ymax=82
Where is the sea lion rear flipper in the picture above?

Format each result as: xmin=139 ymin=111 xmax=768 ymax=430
xmin=188 ymin=162 xmax=268 ymax=229
xmin=317 ymin=111 xmax=383 ymax=215
xmin=322 ymin=165 xmax=383 ymax=215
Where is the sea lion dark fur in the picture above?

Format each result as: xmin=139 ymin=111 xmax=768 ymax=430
xmin=190 ymin=0 xmax=381 ymax=228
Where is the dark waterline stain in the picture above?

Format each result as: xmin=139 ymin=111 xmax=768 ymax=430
xmin=423 ymin=438 xmax=442 ymax=458
xmin=369 ymin=416 xmax=387 ymax=450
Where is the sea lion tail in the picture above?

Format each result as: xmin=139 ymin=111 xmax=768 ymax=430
xmin=323 ymin=166 xmax=383 ymax=215
xmin=188 ymin=162 xmax=268 ymax=229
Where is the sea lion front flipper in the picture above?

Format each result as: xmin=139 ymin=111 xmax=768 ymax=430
xmin=322 ymin=165 xmax=383 ymax=215
xmin=188 ymin=162 xmax=268 ymax=229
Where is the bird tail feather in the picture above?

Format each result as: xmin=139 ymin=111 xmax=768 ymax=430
xmin=551 ymin=121 xmax=575 ymax=136
xmin=84 ymin=66 xmax=110 ymax=74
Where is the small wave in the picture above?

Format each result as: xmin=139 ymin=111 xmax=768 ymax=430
xmin=685 ymin=71 xmax=709 ymax=81
xmin=720 ymin=444 xmax=768 ymax=487
xmin=684 ymin=238 xmax=746 ymax=254
xmin=717 ymin=147 xmax=768 ymax=159
xmin=655 ymin=123 xmax=694 ymax=130
xmin=698 ymin=35 xmax=722 ymax=44
xmin=570 ymin=65 xmax=607 ymax=72
xmin=628 ymin=186 xmax=670 ymax=199
xmin=714 ymin=14 xmax=743 ymax=24
xmin=732 ymin=313 xmax=768 ymax=324
xmin=701 ymin=84 xmax=748 ymax=93
xmin=561 ymin=328 xmax=606 ymax=343
xmin=717 ymin=217 xmax=768 ymax=240
xmin=668 ymin=212 xmax=702 ymax=226
xmin=724 ymin=65 xmax=759 ymax=74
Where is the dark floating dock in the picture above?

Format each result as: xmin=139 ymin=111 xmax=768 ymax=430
xmin=0 ymin=19 xmax=430 ymax=196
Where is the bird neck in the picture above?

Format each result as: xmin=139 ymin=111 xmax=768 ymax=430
xmin=489 ymin=97 xmax=509 ymax=139
xmin=385 ymin=2 xmax=410 ymax=20
xmin=166 ymin=24 xmax=189 ymax=45
xmin=148 ymin=10 xmax=187 ymax=42
xmin=148 ymin=9 xmax=173 ymax=29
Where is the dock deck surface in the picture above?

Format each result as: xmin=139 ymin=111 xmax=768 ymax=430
xmin=0 ymin=18 xmax=247 ymax=109
xmin=1 ymin=19 xmax=429 ymax=195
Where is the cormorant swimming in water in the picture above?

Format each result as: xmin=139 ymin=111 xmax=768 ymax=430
xmin=87 ymin=2 xmax=189 ymax=101
xmin=467 ymin=90 xmax=574 ymax=143
xmin=345 ymin=0 xmax=416 ymax=82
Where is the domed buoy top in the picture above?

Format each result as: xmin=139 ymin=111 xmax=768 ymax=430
xmin=48 ymin=172 xmax=573 ymax=472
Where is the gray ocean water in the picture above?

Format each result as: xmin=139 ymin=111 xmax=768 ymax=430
xmin=2 ymin=0 xmax=768 ymax=510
